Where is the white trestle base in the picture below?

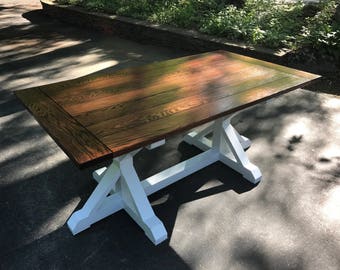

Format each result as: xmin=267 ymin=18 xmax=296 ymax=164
xmin=67 ymin=114 xmax=262 ymax=245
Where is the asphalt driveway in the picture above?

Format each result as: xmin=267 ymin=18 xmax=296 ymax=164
xmin=0 ymin=1 xmax=339 ymax=269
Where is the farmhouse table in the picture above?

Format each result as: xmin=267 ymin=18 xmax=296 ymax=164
xmin=16 ymin=51 xmax=319 ymax=245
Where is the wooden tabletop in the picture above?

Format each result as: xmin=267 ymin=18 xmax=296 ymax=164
xmin=16 ymin=51 xmax=320 ymax=167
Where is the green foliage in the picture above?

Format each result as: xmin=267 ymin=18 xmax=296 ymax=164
xmin=200 ymin=0 xmax=306 ymax=48
xmin=58 ymin=0 xmax=340 ymax=62
xmin=294 ymin=0 xmax=340 ymax=61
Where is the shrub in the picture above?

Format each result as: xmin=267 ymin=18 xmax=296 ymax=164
xmin=200 ymin=0 xmax=306 ymax=48
xmin=294 ymin=0 xmax=340 ymax=61
xmin=58 ymin=0 xmax=340 ymax=62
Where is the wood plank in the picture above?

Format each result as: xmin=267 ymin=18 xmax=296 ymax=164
xmin=42 ymin=54 xmax=195 ymax=102
xmin=15 ymin=89 xmax=112 ymax=167
xmin=92 ymin=74 xmax=315 ymax=157
xmin=16 ymin=51 xmax=320 ymax=166
xmin=45 ymin=51 xmax=316 ymax=106
xmin=86 ymin=73 xmax=294 ymax=138
xmin=74 ymin=65 xmax=281 ymax=126
xmin=44 ymin=51 xmax=318 ymax=117
xmin=227 ymin=51 xmax=319 ymax=80
xmin=44 ymin=53 xmax=246 ymax=114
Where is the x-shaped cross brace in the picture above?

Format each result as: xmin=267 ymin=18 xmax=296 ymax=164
xmin=67 ymin=114 xmax=261 ymax=245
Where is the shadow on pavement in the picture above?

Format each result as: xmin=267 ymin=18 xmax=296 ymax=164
xmin=0 ymin=1 xmax=339 ymax=269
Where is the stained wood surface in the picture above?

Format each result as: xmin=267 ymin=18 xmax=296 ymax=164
xmin=15 ymin=89 xmax=112 ymax=167
xmin=16 ymin=51 xmax=320 ymax=167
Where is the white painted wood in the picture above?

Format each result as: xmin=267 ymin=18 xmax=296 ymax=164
xmin=183 ymin=121 xmax=214 ymax=147
xmin=67 ymin=161 xmax=121 ymax=234
xmin=78 ymin=192 xmax=124 ymax=226
xmin=183 ymin=131 xmax=212 ymax=151
xmin=118 ymin=154 xmax=168 ymax=244
xmin=231 ymin=125 xmax=251 ymax=149
xmin=93 ymin=167 xmax=107 ymax=183
xmin=221 ymin=119 xmax=261 ymax=183
xmin=184 ymin=118 xmax=251 ymax=151
xmin=212 ymin=118 xmax=224 ymax=151
xmin=146 ymin=139 xmax=166 ymax=150
xmin=142 ymin=149 xmax=219 ymax=196
xmin=67 ymin=113 xmax=261 ymax=245
xmin=114 ymin=148 xmax=141 ymax=162
xmin=184 ymin=115 xmax=261 ymax=184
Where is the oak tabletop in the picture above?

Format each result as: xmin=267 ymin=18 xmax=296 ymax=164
xmin=16 ymin=51 xmax=320 ymax=167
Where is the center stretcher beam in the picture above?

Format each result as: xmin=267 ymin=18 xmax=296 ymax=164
xmin=67 ymin=114 xmax=262 ymax=245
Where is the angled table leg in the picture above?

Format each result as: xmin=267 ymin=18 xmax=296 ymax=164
xmin=68 ymin=149 xmax=167 ymax=245
xmin=184 ymin=114 xmax=261 ymax=184
xmin=118 ymin=153 xmax=168 ymax=245
xmin=67 ymin=161 xmax=122 ymax=234
xmin=184 ymin=120 xmax=251 ymax=151
xmin=67 ymin=115 xmax=260 ymax=245
xmin=67 ymin=145 xmax=219 ymax=245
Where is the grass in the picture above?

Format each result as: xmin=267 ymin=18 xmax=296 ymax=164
xmin=58 ymin=0 xmax=340 ymax=62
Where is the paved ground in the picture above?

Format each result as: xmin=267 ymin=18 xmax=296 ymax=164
xmin=0 ymin=1 xmax=339 ymax=269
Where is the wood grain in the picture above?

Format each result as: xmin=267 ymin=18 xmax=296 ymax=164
xmin=74 ymin=67 xmax=282 ymax=126
xmin=16 ymin=51 xmax=320 ymax=166
xmin=94 ymin=75 xmax=311 ymax=156
xmin=15 ymin=89 xmax=112 ymax=167
xmin=47 ymin=53 xmax=245 ymax=115
xmin=86 ymin=74 xmax=295 ymax=138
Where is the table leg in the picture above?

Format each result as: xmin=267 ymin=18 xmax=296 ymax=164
xmin=184 ymin=114 xmax=261 ymax=184
xmin=67 ymin=151 xmax=167 ymax=245
xmin=118 ymin=153 xmax=168 ymax=245
xmin=67 ymin=115 xmax=260 ymax=244
xmin=67 ymin=160 xmax=122 ymax=235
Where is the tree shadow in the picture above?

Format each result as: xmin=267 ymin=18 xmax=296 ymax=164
xmin=0 ymin=8 xmax=189 ymax=91
xmin=134 ymin=134 xmax=257 ymax=240
xmin=0 ymin=102 xmax=191 ymax=269
xmin=0 ymin=3 xmax=191 ymax=269
xmin=0 ymin=101 xmax=257 ymax=270
xmin=1 ymin=2 xmax=339 ymax=269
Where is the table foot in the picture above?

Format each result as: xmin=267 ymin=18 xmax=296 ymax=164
xmin=119 ymin=154 xmax=167 ymax=245
xmin=67 ymin=161 xmax=122 ymax=235
xmin=67 ymin=151 xmax=167 ymax=245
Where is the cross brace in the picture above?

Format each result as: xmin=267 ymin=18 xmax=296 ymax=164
xmin=67 ymin=114 xmax=261 ymax=245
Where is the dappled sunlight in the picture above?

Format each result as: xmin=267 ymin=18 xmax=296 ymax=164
xmin=195 ymin=179 xmax=224 ymax=193
xmin=50 ymin=54 xmax=120 ymax=79
xmin=169 ymin=193 xmax=231 ymax=269
xmin=281 ymin=116 xmax=310 ymax=139
xmin=33 ymin=197 xmax=81 ymax=242
xmin=0 ymin=49 xmax=121 ymax=91
xmin=321 ymin=186 xmax=340 ymax=223
xmin=1 ymin=0 xmax=339 ymax=268
xmin=1 ymin=111 xmax=69 ymax=185
xmin=232 ymin=204 xmax=305 ymax=256
xmin=318 ymin=144 xmax=340 ymax=161
xmin=0 ymin=136 xmax=68 ymax=184
xmin=246 ymin=137 xmax=271 ymax=160
xmin=0 ymin=16 xmax=31 ymax=29
xmin=0 ymin=37 xmax=87 ymax=64
xmin=0 ymin=136 xmax=45 ymax=165
xmin=0 ymin=110 xmax=27 ymax=127
xmin=166 ymin=89 xmax=340 ymax=269
xmin=322 ymin=95 xmax=340 ymax=110
xmin=321 ymin=96 xmax=340 ymax=133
